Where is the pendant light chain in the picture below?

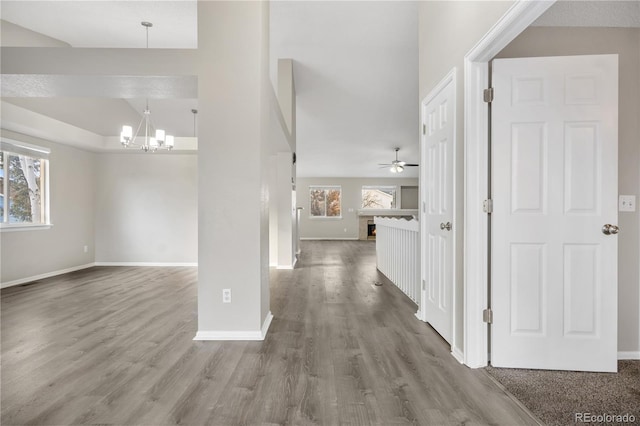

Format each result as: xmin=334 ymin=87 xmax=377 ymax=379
xmin=119 ymin=21 xmax=175 ymax=152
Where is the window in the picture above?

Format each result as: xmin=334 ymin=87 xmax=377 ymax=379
xmin=361 ymin=186 xmax=396 ymax=209
xmin=0 ymin=139 xmax=50 ymax=228
xmin=309 ymin=186 xmax=341 ymax=218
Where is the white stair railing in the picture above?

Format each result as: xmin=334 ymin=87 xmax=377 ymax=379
xmin=374 ymin=217 xmax=420 ymax=307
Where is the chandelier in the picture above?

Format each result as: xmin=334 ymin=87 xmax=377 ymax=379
xmin=120 ymin=22 xmax=174 ymax=152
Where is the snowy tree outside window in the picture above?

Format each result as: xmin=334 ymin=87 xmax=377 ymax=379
xmin=361 ymin=186 xmax=396 ymax=209
xmin=0 ymin=140 xmax=50 ymax=227
xmin=309 ymin=186 xmax=341 ymax=218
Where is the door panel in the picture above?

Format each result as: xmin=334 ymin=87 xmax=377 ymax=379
xmin=491 ymin=55 xmax=618 ymax=372
xmin=420 ymin=70 xmax=455 ymax=345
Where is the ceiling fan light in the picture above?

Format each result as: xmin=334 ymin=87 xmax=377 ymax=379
xmin=390 ymin=164 xmax=404 ymax=173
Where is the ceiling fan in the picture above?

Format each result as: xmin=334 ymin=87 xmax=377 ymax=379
xmin=379 ymin=147 xmax=418 ymax=173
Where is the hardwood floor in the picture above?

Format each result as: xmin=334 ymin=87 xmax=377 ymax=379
xmin=1 ymin=241 xmax=538 ymax=425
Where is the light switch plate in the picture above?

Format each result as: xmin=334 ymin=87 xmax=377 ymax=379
xmin=619 ymin=195 xmax=636 ymax=212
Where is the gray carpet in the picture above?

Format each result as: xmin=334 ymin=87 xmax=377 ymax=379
xmin=485 ymin=361 xmax=640 ymax=425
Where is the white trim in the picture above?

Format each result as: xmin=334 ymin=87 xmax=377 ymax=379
xmin=276 ymin=265 xmax=293 ymax=270
xmin=0 ymin=137 xmax=51 ymax=157
xmin=451 ymin=346 xmax=465 ymax=364
xmin=94 ymin=262 xmax=197 ymax=267
xmin=1 ymin=263 xmax=95 ymax=289
xmin=375 ymin=216 xmax=419 ymax=232
xmin=463 ymin=0 xmax=555 ymax=369
xmin=0 ymin=224 xmax=53 ymax=232
xmin=299 ymin=237 xmax=359 ymax=241
xmin=193 ymin=311 xmax=274 ymax=341
xmin=262 ymin=311 xmax=274 ymax=337
xmin=618 ymin=351 xmax=640 ymax=360
xmin=276 ymin=256 xmax=298 ymax=270
xmin=463 ymin=58 xmax=490 ymax=368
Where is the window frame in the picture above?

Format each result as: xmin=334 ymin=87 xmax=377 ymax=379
xmin=309 ymin=185 xmax=342 ymax=219
xmin=0 ymin=138 xmax=51 ymax=231
xmin=361 ymin=185 xmax=398 ymax=210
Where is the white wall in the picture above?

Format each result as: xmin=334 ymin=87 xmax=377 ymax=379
xmin=95 ymin=153 xmax=198 ymax=264
xmin=401 ymin=186 xmax=419 ymax=209
xmin=197 ymin=1 xmax=271 ymax=337
xmin=297 ymin=177 xmax=418 ymax=239
xmin=1 ymin=19 xmax=70 ymax=47
xmin=1 ymin=129 xmax=96 ymax=285
xmin=419 ymin=0 xmax=517 ymax=353
xmin=496 ymin=26 xmax=640 ymax=354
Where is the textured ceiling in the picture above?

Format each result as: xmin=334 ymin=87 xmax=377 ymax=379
xmin=533 ymin=0 xmax=640 ymax=28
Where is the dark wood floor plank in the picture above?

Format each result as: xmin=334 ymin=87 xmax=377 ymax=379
xmin=2 ymin=241 xmax=538 ymax=425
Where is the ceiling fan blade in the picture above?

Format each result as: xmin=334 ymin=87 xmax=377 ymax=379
xmin=378 ymin=163 xmax=392 ymax=166
xmin=404 ymin=163 xmax=419 ymax=167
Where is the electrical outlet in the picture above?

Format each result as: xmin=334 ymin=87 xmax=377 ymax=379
xmin=222 ymin=289 xmax=231 ymax=303
xmin=619 ymin=195 xmax=636 ymax=212
xmin=83 ymin=245 xmax=88 ymax=253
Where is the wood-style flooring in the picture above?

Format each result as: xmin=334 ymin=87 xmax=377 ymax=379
xmin=1 ymin=240 xmax=537 ymax=425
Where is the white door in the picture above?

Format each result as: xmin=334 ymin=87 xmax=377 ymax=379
xmin=491 ymin=55 xmax=618 ymax=372
xmin=420 ymin=69 xmax=455 ymax=345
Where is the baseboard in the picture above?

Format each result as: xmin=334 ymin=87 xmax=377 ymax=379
xmin=414 ymin=309 xmax=425 ymax=322
xmin=451 ymin=346 xmax=465 ymax=364
xmin=276 ymin=257 xmax=298 ymax=270
xmin=1 ymin=263 xmax=96 ymax=289
xmin=261 ymin=311 xmax=274 ymax=337
xmin=618 ymin=351 xmax=640 ymax=360
xmin=299 ymin=237 xmax=359 ymax=241
xmin=194 ymin=311 xmax=274 ymax=341
xmin=94 ymin=262 xmax=197 ymax=267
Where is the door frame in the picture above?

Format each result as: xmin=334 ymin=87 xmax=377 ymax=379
xmin=418 ymin=67 xmax=458 ymax=357
xmin=462 ymin=0 xmax=555 ymax=368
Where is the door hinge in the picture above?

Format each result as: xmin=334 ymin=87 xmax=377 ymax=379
xmin=483 ymin=199 xmax=493 ymax=214
xmin=483 ymin=87 xmax=494 ymax=103
xmin=423 ymin=201 xmax=426 ymax=213
xmin=422 ymin=123 xmax=426 ymax=135
xmin=483 ymin=308 xmax=493 ymax=324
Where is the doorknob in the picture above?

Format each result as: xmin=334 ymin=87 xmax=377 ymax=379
xmin=602 ymin=224 xmax=620 ymax=235
xmin=440 ymin=222 xmax=452 ymax=231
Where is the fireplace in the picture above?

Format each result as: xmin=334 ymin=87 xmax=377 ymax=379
xmin=367 ymin=221 xmax=376 ymax=240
